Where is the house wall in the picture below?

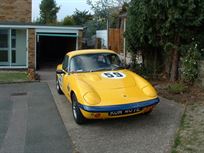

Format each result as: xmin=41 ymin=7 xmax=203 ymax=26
xmin=28 ymin=29 xmax=35 ymax=69
xmin=15 ymin=30 xmax=27 ymax=66
xmin=0 ymin=0 xmax=31 ymax=23
xmin=96 ymin=30 xmax=108 ymax=48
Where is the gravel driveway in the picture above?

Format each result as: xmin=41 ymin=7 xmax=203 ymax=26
xmin=40 ymin=69 xmax=185 ymax=153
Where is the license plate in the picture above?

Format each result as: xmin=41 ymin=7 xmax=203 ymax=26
xmin=108 ymin=108 xmax=142 ymax=116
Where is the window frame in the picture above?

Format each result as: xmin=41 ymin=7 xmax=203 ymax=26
xmin=62 ymin=55 xmax=69 ymax=72
xmin=68 ymin=53 xmax=122 ymax=73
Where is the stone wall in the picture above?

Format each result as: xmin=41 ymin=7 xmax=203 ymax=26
xmin=199 ymin=60 xmax=204 ymax=87
xmin=0 ymin=0 xmax=31 ymax=23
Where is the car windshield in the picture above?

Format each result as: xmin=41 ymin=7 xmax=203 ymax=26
xmin=70 ymin=53 xmax=123 ymax=73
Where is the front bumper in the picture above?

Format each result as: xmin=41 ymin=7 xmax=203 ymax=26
xmin=78 ymin=98 xmax=160 ymax=119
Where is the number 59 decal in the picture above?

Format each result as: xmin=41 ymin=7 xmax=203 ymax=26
xmin=101 ymin=72 xmax=126 ymax=79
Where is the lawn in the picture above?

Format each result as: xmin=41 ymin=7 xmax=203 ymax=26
xmin=0 ymin=71 xmax=29 ymax=83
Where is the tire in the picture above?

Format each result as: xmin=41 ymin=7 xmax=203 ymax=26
xmin=71 ymin=93 xmax=87 ymax=124
xmin=56 ymin=75 xmax=63 ymax=95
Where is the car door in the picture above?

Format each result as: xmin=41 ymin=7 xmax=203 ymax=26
xmin=61 ymin=55 xmax=71 ymax=100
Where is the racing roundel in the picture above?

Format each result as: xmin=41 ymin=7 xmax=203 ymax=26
xmin=101 ymin=72 xmax=126 ymax=79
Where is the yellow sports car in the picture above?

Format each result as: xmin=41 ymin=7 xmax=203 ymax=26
xmin=56 ymin=49 xmax=159 ymax=124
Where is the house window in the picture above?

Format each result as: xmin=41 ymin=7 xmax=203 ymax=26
xmin=0 ymin=29 xmax=27 ymax=68
xmin=0 ymin=50 xmax=8 ymax=62
xmin=12 ymin=50 xmax=16 ymax=63
xmin=12 ymin=38 xmax=16 ymax=48
xmin=0 ymin=30 xmax=8 ymax=48
xmin=0 ymin=29 xmax=9 ymax=64
xmin=11 ymin=30 xmax=16 ymax=64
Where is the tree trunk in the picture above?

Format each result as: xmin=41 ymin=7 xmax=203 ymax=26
xmin=153 ymin=49 xmax=158 ymax=79
xmin=170 ymin=48 xmax=179 ymax=82
xmin=164 ymin=57 xmax=171 ymax=80
xmin=162 ymin=50 xmax=171 ymax=80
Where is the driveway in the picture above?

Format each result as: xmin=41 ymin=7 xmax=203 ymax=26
xmin=39 ymin=70 xmax=184 ymax=153
xmin=0 ymin=82 xmax=73 ymax=153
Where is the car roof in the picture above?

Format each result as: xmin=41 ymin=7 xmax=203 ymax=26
xmin=66 ymin=49 xmax=117 ymax=58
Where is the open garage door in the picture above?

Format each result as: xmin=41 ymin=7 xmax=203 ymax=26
xmin=36 ymin=33 xmax=77 ymax=69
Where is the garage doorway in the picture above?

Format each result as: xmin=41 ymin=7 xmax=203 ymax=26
xmin=36 ymin=33 xmax=77 ymax=69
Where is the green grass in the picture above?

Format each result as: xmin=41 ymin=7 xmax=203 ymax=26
xmin=171 ymin=103 xmax=204 ymax=153
xmin=0 ymin=72 xmax=29 ymax=83
xmin=171 ymin=108 xmax=187 ymax=153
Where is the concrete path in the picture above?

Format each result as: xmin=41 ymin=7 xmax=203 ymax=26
xmin=39 ymin=70 xmax=185 ymax=153
xmin=0 ymin=82 xmax=73 ymax=153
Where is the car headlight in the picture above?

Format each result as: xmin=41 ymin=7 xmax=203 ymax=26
xmin=142 ymin=86 xmax=157 ymax=97
xmin=83 ymin=92 xmax=101 ymax=105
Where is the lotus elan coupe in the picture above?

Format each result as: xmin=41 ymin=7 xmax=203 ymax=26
xmin=56 ymin=49 xmax=159 ymax=124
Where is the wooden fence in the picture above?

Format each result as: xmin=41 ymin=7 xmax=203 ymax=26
xmin=108 ymin=28 xmax=124 ymax=53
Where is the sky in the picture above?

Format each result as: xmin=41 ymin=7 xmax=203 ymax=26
xmin=32 ymin=0 xmax=95 ymax=21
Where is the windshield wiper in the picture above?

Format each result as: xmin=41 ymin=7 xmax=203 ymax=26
xmin=111 ymin=65 xmax=124 ymax=70
xmin=89 ymin=67 xmax=111 ymax=72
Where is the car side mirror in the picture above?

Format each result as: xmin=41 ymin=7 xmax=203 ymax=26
xmin=56 ymin=69 xmax=66 ymax=74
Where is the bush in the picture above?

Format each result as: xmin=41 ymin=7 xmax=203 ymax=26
xmin=168 ymin=83 xmax=187 ymax=94
xmin=130 ymin=63 xmax=150 ymax=76
xmin=181 ymin=44 xmax=201 ymax=84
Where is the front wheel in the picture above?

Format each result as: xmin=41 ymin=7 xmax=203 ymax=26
xmin=56 ymin=75 xmax=63 ymax=95
xmin=71 ymin=94 xmax=87 ymax=124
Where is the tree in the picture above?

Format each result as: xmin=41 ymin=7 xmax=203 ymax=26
xmin=39 ymin=0 xmax=60 ymax=24
xmin=62 ymin=16 xmax=75 ymax=25
xmin=87 ymin=0 xmax=130 ymax=29
xmin=126 ymin=0 xmax=204 ymax=81
xmin=72 ymin=9 xmax=93 ymax=25
xmin=62 ymin=9 xmax=93 ymax=26
xmin=32 ymin=17 xmax=41 ymax=24
xmin=87 ymin=0 xmax=130 ymax=18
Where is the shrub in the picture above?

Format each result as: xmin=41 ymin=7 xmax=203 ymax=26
xmin=181 ymin=44 xmax=201 ymax=84
xmin=168 ymin=83 xmax=187 ymax=94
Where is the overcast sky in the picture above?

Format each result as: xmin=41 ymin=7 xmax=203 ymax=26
xmin=32 ymin=0 xmax=95 ymax=21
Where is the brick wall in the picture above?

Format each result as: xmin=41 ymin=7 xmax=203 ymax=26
xmin=0 ymin=0 xmax=31 ymax=23
xmin=28 ymin=29 xmax=35 ymax=69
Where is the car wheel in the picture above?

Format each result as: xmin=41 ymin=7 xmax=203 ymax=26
xmin=71 ymin=93 xmax=86 ymax=124
xmin=56 ymin=75 xmax=63 ymax=95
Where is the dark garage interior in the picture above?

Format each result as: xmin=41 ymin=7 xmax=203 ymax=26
xmin=37 ymin=35 xmax=76 ymax=69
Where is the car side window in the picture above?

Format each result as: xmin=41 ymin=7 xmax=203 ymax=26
xmin=62 ymin=56 xmax=69 ymax=71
